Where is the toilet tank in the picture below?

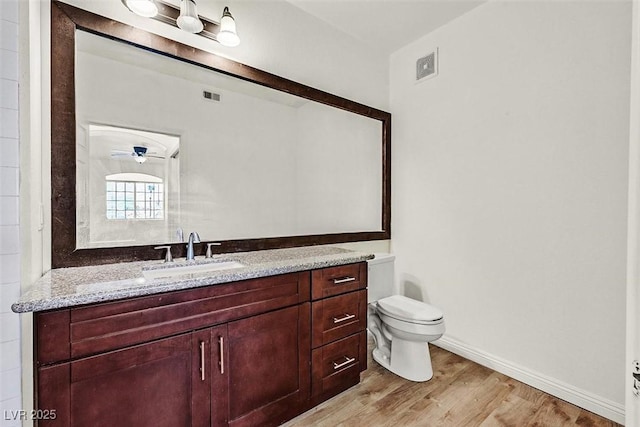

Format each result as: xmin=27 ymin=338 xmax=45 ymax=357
xmin=367 ymin=253 xmax=395 ymax=303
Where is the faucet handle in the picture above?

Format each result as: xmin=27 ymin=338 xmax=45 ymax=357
xmin=154 ymin=245 xmax=174 ymax=263
xmin=205 ymin=242 xmax=222 ymax=258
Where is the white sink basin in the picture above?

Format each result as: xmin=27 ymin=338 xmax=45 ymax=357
xmin=143 ymin=260 xmax=245 ymax=280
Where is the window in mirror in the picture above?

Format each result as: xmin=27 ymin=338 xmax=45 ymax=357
xmin=105 ymin=174 xmax=164 ymax=220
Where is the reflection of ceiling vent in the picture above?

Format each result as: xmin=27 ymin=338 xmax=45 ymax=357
xmin=416 ymin=49 xmax=438 ymax=82
xmin=203 ymin=90 xmax=221 ymax=102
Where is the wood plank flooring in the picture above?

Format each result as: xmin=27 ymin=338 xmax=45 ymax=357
xmin=283 ymin=341 xmax=620 ymax=427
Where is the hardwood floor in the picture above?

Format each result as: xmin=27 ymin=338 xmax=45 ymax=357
xmin=284 ymin=341 xmax=620 ymax=427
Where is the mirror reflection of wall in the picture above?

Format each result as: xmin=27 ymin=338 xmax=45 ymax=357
xmin=75 ymin=30 xmax=382 ymax=249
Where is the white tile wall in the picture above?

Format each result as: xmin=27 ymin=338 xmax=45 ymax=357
xmin=0 ymin=255 xmax=19 ymax=284
xmin=0 ymin=341 xmax=19 ymax=372
xmin=0 ymin=20 xmax=18 ymax=52
xmin=0 ymin=166 xmax=18 ymax=196
xmin=0 ymin=108 xmax=19 ymax=139
xmin=0 ymin=1 xmax=18 ymax=24
xmin=0 ymin=313 xmax=19 ymax=342
xmin=0 ymin=50 xmax=18 ymax=82
xmin=0 ymin=138 xmax=19 ymax=167
xmin=0 ymin=283 xmax=20 ymax=314
xmin=0 ymin=79 xmax=18 ymax=110
xmin=0 ymin=398 xmax=21 ymax=427
xmin=0 ymin=197 xmax=18 ymax=225
xmin=0 ymin=0 xmax=21 ymax=424
xmin=0 ymin=226 xmax=19 ymax=255
xmin=0 ymin=368 xmax=20 ymax=401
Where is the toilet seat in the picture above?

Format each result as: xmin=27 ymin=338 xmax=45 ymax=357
xmin=376 ymin=295 xmax=443 ymax=325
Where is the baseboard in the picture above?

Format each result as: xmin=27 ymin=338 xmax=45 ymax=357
xmin=433 ymin=336 xmax=625 ymax=425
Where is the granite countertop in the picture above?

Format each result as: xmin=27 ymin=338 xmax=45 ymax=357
xmin=11 ymin=246 xmax=374 ymax=313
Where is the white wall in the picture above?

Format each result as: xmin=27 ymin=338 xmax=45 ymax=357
xmin=0 ymin=1 xmax=22 ymax=426
xmin=627 ymin=3 xmax=640 ymax=425
xmin=390 ymin=0 xmax=630 ymax=421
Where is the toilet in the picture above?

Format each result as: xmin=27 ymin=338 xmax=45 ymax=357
xmin=367 ymin=254 xmax=445 ymax=382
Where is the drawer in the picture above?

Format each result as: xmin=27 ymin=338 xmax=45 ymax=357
xmin=36 ymin=272 xmax=310 ymax=365
xmin=311 ymin=263 xmax=367 ymax=300
xmin=311 ymin=331 xmax=367 ymax=397
xmin=312 ymin=289 xmax=367 ymax=348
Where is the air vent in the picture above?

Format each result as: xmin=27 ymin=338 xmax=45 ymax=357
xmin=203 ymin=90 xmax=221 ymax=102
xmin=416 ymin=49 xmax=438 ymax=82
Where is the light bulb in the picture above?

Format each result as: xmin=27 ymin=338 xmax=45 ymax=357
xmin=125 ymin=0 xmax=158 ymax=18
xmin=217 ymin=7 xmax=240 ymax=47
xmin=177 ymin=0 xmax=204 ymax=34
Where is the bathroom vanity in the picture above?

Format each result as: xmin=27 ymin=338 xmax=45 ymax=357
xmin=19 ymin=3 xmax=390 ymax=424
xmin=13 ymin=247 xmax=371 ymax=426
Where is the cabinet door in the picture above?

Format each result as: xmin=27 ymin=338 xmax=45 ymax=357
xmin=37 ymin=333 xmax=209 ymax=427
xmin=226 ymin=304 xmax=310 ymax=427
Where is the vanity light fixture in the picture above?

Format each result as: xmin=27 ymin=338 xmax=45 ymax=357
xmin=122 ymin=0 xmax=240 ymax=47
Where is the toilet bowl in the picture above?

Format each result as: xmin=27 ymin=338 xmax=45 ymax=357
xmin=367 ymin=255 xmax=445 ymax=382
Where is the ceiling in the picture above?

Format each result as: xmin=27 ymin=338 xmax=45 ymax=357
xmin=285 ymin=0 xmax=486 ymax=55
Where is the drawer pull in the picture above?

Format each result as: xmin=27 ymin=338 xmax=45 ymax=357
xmin=199 ymin=341 xmax=205 ymax=381
xmin=219 ymin=336 xmax=225 ymax=374
xmin=333 ymin=276 xmax=356 ymax=285
xmin=333 ymin=356 xmax=356 ymax=370
xmin=333 ymin=313 xmax=356 ymax=324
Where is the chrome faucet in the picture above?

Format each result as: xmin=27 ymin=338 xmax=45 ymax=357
xmin=186 ymin=232 xmax=201 ymax=261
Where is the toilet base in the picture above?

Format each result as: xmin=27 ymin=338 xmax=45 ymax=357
xmin=373 ymin=338 xmax=434 ymax=382
xmin=372 ymin=346 xmax=391 ymax=370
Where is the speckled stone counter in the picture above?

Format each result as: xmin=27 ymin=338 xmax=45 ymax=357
xmin=11 ymin=246 xmax=374 ymax=313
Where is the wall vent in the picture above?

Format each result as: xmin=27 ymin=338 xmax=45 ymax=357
xmin=203 ymin=90 xmax=221 ymax=102
xmin=416 ymin=49 xmax=438 ymax=82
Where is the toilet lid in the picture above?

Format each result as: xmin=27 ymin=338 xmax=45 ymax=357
xmin=377 ymin=295 xmax=444 ymax=322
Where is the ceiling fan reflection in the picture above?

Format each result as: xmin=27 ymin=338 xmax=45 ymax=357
xmin=110 ymin=146 xmax=165 ymax=164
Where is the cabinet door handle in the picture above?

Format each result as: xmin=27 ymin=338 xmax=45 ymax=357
xmin=219 ymin=336 xmax=225 ymax=374
xmin=333 ymin=313 xmax=356 ymax=324
xmin=333 ymin=356 xmax=356 ymax=370
xmin=199 ymin=341 xmax=205 ymax=381
xmin=333 ymin=276 xmax=356 ymax=284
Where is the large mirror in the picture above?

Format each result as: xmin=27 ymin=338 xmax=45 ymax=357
xmin=51 ymin=2 xmax=391 ymax=267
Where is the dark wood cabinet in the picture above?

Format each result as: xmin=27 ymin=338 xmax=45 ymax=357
xmin=226 ymin=305 xmax=310 ymax=426
xmin=38 ymin=333 xmax=208 ymax=426
xmin=311 ymin=289 xmax=367 ymax=348
xmin=311 ymin=332 xmax=366 ymax=397
xmin=34 ymin=264 xmax=365 ymax=426
xmin=310 ymin=263 xmax=368 ymax=400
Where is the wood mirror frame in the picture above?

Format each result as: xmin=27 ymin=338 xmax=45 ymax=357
xmin=51 ymin=1 xmax=391 ymax=268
